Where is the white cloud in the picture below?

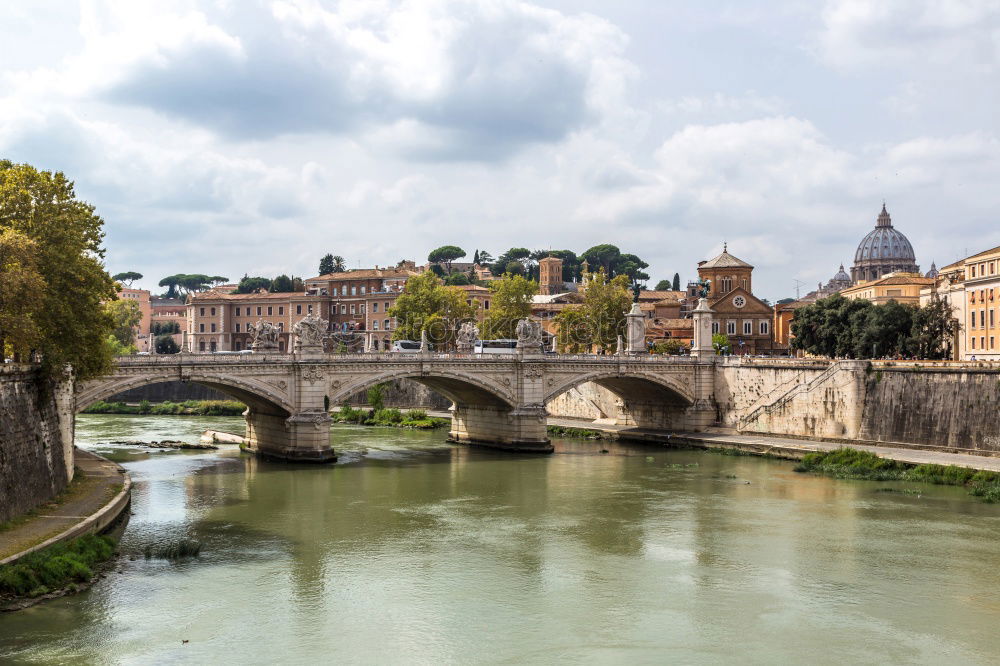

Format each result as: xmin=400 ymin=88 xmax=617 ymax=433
xmin=820 ymin=0 xmax=1000 ymax=69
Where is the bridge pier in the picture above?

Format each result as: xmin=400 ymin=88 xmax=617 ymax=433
xmin=449 ymin=404 xmax=552 ymax=453
xmin=244 ymin=409 xmax=336 ymax=463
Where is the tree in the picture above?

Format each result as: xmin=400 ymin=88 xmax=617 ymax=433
xmin=473 ymin=249 xmax=480 ymax=265
xmin=427 ymin=246 xmax=467 ymax=274
xmin=113 ymin=271 xmax=143 ymax=287
xmin=105 ymin=299 xmax=142 ymax=349
xmin=234 ymin=276 xmax=273 ymax=294
xmin=0 ymin=228 xmax=45 ymax=360
xmin=209 ymin=275 xmax=229 ymax=286
xmin=554 ymin=270 xmax=631 ymax=353
xmin=477 ymin=250 xmax=494 ymax=266
xmin=104 ymin=333 xmax=134 ymax=356
xmin=617 ymin=253 xmax=650 ymax=289
xmin=482 ymin=274 xmax=538 ymax=339
xmin=319 ymin=253 xmax=335 ymax=275
xmin=0 ymin=161 xmax=118 ymax=379
xmin=151 ymin=321 xmax=180 ymax=335
xmin=271 ymin=274 xmax=295 ymax=292
xmin=179 ymin=274 xmax=212 ymax=293
xmin=503 ymin=260 xmax=525 ymax=276
xmin=712 ymin=333 xmax=731 ymax=355
xmin=672 ymin=273 xmax=681 ymax=291
xmin=492 ymin=247 xmax=531 ymax=276
xmin=444 ymin=272 xmax=471 ymax=286
xmin=367 ymin=383 xmax=387 ymax=411
xmin=580 ymin=244 xmax=621 ymax=275
xmin=910 ymin=295 xmax=958 ymax=360
xmin=155 ymin=334 xmax=180 ymax=354
xmin=655 ymin=279 xmax=672 ymax=291
xmin=388 ymin=272 xmax=477 ymax=348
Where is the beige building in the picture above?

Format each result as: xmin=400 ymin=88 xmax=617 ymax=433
xmin=187 ymin=290 xmax=328 ymax=353
xmin=117 ymin=288 xmax=152 ymax=351
xmin=920 ymin=260 xmax=967 ymax=360
xmin=960 ymin=245 xmax=1000 ymax=360
xmin=840 ymin=272 xmax=933 ymax=306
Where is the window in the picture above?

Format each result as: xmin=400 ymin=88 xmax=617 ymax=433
xmin=760 ymin=321 xmax=769 ymax=335
xmin=211 ymin=307 xmax=216 ymax=316
xmin=741 ymin=279 xmax=747 ymax=290
xmin=210 ymin=341 xmax=217 ymax=352
xmin=278 ymin=322 xmax=283 ymax=331
xmin=267 ymin=306 xmax=273 ymax=316
xmin=373 ymin=302 xmax=379 ymax=313
xmin=721 ymin=278 xmax=732 ymax=293
xmin=199 ymin=341 xmax=206 ymax=351
xmin=199 ymin=323 xmax=205 ymax=333
xmin=340 ymin=305 xmax=346 ymax=314
xmin=373 ymin=320 xmax=379 ymax=330
xmin=257 ymin=306 xmax=262 ymax=316
xmin=484 ymin=300 xmax=490 ymax=310
xmin=384 ymin=319 xmax=390 ymax=330
xmin=235 ymin=341 xmax=242 ymax=351
xmin=350 ymin=305 xmax=356 ymax=315
xmin=308 ymin=304 xmax=313 ymax=314
xmin=992 ymin=337 xmax=996 ymax=350
xmin=235 ymin=323 xmax=241 ymax=333
xmin=971 ymin=313 xmax=977 ymax=329
xmin=278 ymin=307 xmax=284 ymax=315
xmin=727 ymin=321 xmax=736 ymax=335
xmin=360 ymin=286 xmax=366 ymax=295
xmin=743 ymin=321 xmax=752 ymax=335
xmin=200 ymin=307 xmax=205 ymax=316
xmin=210 ymin=323 xmax=216 ymax=332
xmin=235 ymin=307 xmax=240 ymax=317
xmin=384 ymin=302 xmax=390 ymax=311
xmin=982 ymin=310 xmax=987 ymax=328
xmin=992 ymin=310 xmax=996 ymax=328
xmin=982 ymin=336 xmax=986 ymax=350
xmin=711 ymin=322 xmax=720 ymax=334
xmin=296 ymin=305 xmax=302 ymax=315
xmin=351 ymin=286 xmax=357 ymax=296
xmin=279 ymin=341 xmax=285 ymax=352
xmin=332 ymin=288 xmax=338 ymax=297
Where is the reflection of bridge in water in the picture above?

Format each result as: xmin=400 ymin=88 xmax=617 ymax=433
xmin=76 ymin=353 xmax=717 ymax=462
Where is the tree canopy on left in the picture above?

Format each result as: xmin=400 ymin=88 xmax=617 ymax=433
xmin=0 ymin=160 xmax=118 ymax=378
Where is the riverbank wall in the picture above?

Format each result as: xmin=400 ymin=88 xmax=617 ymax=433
xmin=0 ymin=365 xmax=75 ymax=524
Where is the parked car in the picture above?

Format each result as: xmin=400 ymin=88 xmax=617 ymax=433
xmin=390 ymin=340 xmax=426 ymax=353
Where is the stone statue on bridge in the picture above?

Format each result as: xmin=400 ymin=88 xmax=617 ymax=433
xmin=248 ymin=319 xmax=280 ymax=351
xmin=516 ymin=318 xmax=543 ymax=353
xmin=456 ymin=321 xmax=479 ymax=352
xmin=293 ymin=313 xmax=329 ymax=352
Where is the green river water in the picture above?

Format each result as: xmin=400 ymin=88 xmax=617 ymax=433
xmin=2 ymin=414 xmax=1000 ymax=664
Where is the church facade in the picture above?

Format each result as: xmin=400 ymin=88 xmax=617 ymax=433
xmin=698 ymin=246 xmax=775 ymax=355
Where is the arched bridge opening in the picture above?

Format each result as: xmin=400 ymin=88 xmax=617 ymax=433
xmin=544 ymin=372 xmax=697 ymax=432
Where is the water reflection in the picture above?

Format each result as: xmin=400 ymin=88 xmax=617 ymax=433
xmin=2 ymin=416 xmax=1000 ymax=663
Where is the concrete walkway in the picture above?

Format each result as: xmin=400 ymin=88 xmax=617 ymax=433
xmin=0 ymin=449 xmax=131 ymax=564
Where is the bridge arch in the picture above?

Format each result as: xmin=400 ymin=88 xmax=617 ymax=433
xmin=328 ymin=369 xmax=517 ymax=410
xmin=543 ymin=370 xmax=695 ymax=430
xmin=75 ymin=372 xmax=295 ymax=417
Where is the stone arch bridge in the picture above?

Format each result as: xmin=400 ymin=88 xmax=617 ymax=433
xmin=75 ymin=353 xmax=717 ymax=462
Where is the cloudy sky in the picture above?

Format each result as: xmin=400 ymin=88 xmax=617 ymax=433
xmin=2 ymin=0 xmax=998 ymax=300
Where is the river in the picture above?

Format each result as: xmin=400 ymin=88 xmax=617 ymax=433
xmin=2 ymin=414 xmax=1000 ymax=663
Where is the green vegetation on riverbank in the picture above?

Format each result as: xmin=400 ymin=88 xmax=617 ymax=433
xmin=333 ymin=405 xmax=449 ymax=429
xmin=82 ymin=399 xmax=246 ymax=416
xmin=0 ymin=534 xmax=115 ymax=600
xmin=795 ymin=448 xmax=1000 ymax=502
xmin=546 ymin=425 xmax=612 ymax=440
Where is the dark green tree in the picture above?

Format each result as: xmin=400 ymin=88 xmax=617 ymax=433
xmin=155 ymin=334 xmax=180 ymax=354
xmin=444 ymin=272 xmax=471 ymax=286
xmin=427 ymin=246 xmax=466 ymax=274
xmin=672 ymin=273 xmax=681 ymax=291
xmin=910 ymin=295 xmax=958 ymax=360
xmin=113 ymin=271 xmax=143 ymax=287
xmin=655 ymin=279 xmax=672 ymax=291
xmin=319 ymin=253 xmax=335 ymax=275
xmin=271 ymin=274 xmax=295 ymax=292
xmin=234 ymin=276 xmax=273 ymax=294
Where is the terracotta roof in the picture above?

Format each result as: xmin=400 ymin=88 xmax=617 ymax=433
xmin=452 ymin=284 xmax=490 ymax=292
xmin=649 ymin=318 xmax=693 ymax=329
xmin=307 ymin=268 xmax=419 ymax=281
xmin=699 ymin=248 xmax=753 ymax=269
xmin=638 ymin=290 xmax=683 ymax=301
xmin=190 ymin=290 xmax=322 ymax=301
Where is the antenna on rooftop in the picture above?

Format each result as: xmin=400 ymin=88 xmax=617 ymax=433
xmin=793 ymin=278 xmax=806 ymax=300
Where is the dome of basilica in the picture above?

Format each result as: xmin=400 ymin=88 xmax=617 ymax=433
xmin=850 ymin=204 xmax=919 ymax=284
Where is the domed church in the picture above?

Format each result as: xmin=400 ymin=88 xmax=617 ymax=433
xmin=850 ymin=204 xmax=919 ymax=284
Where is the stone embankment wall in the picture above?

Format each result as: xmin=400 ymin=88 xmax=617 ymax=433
xmin=859 ymin=367 xmax=1000 ymax=452
xmin=0 ymin=365 xmax=75 ymax=524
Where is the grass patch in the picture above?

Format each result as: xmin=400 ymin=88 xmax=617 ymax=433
xmin=82 ymin=400 xmax=246 ymax=416
xmin=332 ymin=405 xmax=449 ymax=429
xmin=546 ymin=425 xmax=611 ymax=440
xmin=796 ymin=447 xmax=1000 ymax=503
xmin=0 ymin=534 xmax=115 ymax=599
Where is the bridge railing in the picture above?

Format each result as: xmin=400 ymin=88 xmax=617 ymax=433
xmin=114 ymin=352 xmax=701 ymax=365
